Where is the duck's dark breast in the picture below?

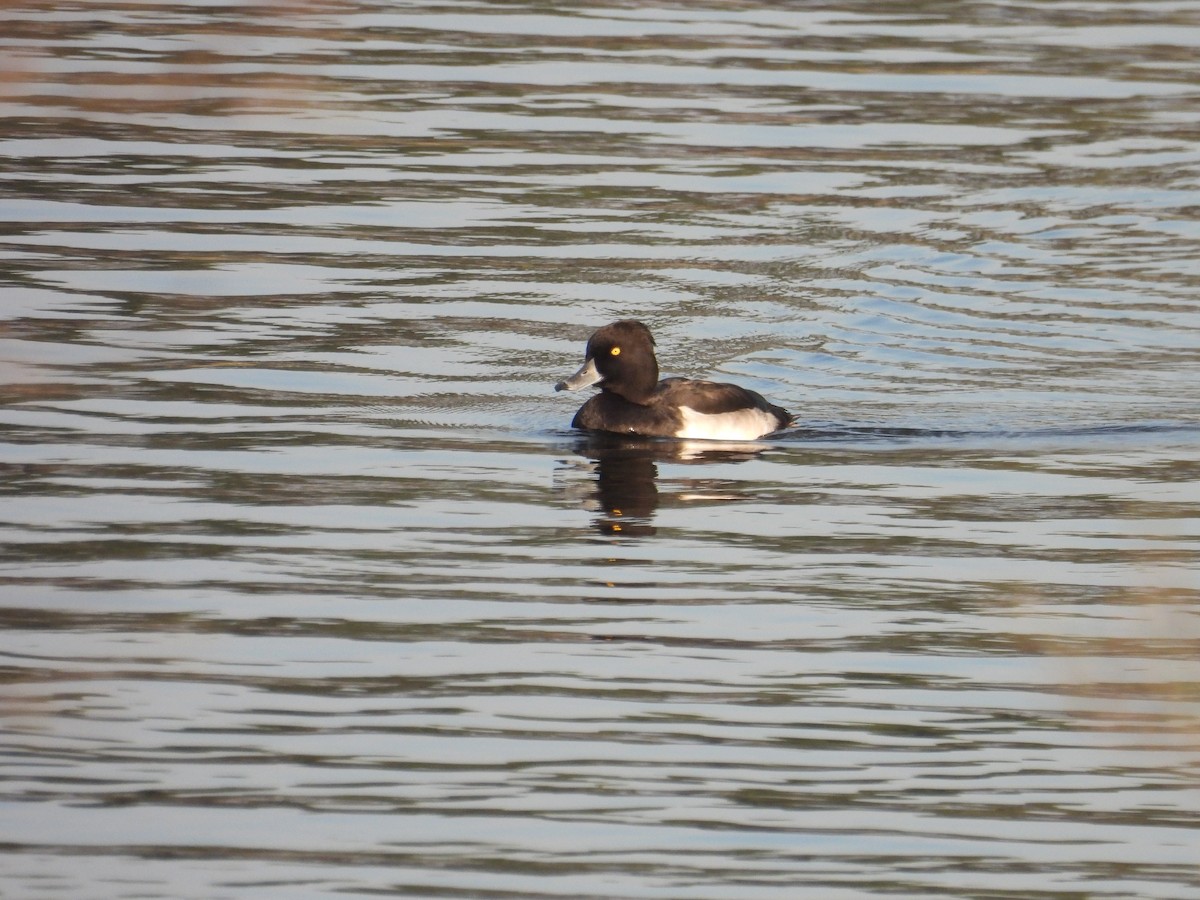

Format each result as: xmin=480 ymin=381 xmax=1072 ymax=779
xmin=570 ymin=392 xmax=684 ymax=438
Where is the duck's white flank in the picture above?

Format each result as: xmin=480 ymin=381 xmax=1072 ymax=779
xmin=676 ymin=406 xmax=781 ymax=441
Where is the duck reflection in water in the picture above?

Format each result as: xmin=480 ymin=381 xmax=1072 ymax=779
xmin=566 ymin=433 xmax=767 ymax=537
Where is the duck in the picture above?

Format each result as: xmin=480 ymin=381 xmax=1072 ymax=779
xmin=555 ymin=320 xmax=792 ymax=440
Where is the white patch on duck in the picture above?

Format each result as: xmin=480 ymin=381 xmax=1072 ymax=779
xmin=676 ymin=406 xmax=784 ymax=441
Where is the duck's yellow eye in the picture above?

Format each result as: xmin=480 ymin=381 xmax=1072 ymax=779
xmin=610 ymin=346 xmax=621 ymax=356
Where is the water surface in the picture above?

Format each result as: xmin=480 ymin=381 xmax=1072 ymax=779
xmin=2 ymin=2 xmax=1199 ymax=898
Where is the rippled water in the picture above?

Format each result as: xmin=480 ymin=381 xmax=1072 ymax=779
xmin=3 ymin=2 xmax=1200 ymax=898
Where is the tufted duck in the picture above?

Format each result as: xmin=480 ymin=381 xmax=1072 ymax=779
xmin=555 ymin=320 xmax=792 ymax=440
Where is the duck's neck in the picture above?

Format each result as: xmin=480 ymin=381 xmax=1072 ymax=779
xmin=606 ymin=366 xmax=658 ymax=405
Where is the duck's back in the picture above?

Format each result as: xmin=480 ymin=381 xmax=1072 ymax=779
xmin=659 ymin=378 xmax=792 ymax=440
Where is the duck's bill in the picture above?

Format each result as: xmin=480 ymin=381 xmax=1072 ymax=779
xmin=555 ymin=357 xmax=602 ymax=392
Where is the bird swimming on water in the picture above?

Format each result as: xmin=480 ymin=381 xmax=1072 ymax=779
xmin=555 ymin=320 xmax=792 ymax=441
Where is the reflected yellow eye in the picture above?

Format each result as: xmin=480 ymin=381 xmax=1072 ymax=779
xmin=610 ymin=346 xmax=621 ymax=356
